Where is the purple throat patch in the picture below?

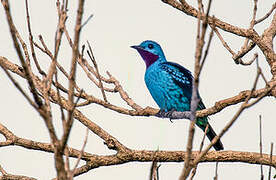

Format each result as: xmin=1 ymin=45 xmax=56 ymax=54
xmin=132 ymin=46 xmax=159 ymax=68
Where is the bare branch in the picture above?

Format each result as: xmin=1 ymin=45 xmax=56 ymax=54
xmin=180 ymin=0 xmax=212 ymax=178
xmin=61 ymin=0 xmax=85 ymax=152
xmin=1 ymin=56 xmax=275 ymax=119
xmin=259 ymin=115 xmax=264 ymax=180
xmin=149 ymin=161 xmax=160 ymax=180
xmin=87 ymin=41 xmax=108 ymax=102
xmin=213 ymin=162 xmax=218 ymax=180
xmin=25 ymin=0 xmax=45 ymax=76
xmin=0 ymin=164 xmax=36 ymax=180
xmin=70 ymin=128 xmax=89 ymax=179
xmin=255 ymin=3 xmax=276 ymax=24
xmin=162 ymin=0 xmax=258 ymax=38
xmin=268 ymin=143 xmax=274 ymax=180
xmin=81 ymin=14 xmax=93 ymax=28
xmin=1 ymin=0 xmax=43 ymax=107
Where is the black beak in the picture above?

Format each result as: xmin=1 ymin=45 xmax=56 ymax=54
xmin=130 ymin=45 xmax=142 ymax=50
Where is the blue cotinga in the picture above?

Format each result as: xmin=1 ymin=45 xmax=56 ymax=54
xmin=131 ymin=40 xmax=223 ymax=151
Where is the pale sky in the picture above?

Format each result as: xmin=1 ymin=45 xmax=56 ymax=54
xmin=0 ymin=0 xmax=275 ymax=179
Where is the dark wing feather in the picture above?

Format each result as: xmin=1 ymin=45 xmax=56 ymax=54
xmin=160 ymin=61 xmax=193 ymax=101
xmin=161 ymin=61 xmax=207 ymax=110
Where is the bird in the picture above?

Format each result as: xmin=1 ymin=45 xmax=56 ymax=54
xmin=131 ymin=40 xmax=224 ymax=151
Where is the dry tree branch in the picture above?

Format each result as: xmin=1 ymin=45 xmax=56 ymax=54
xmin=255 ymin=2 xmax=276 ymax=25
xmin=180 ymin=0 xmax=212 ymax=178
xmin=1 ymin=0 xmax=276 ymax=179
xmin=233 ymin=0 xmax=258 ymax=65
xmin=34 ymin=36 xmax=85 ymax=95
xmin=2 ymin=116 xmax=276 ymax=178
xmin=87 ymin=41 xmax=108 ymax=102
xmin=106 ymin=71 xmax=144 ymax=111
xmin=1 ymin=0 xmax=59 ymax=148
xmin=77 ymin=57 xmax=116 ymax=92
xmin=0 ymin=73 xmax=275 ymax=180
xmin=3 ymin=49 xmax=275 ymax=178
xmin=149 ymin=161 xmax=160 ymax=180
xmin=161 ymin=0 xmax=276 ymax=83
xmin=190 ymin=65 xmax=272 ymax=171
xmin=1 ymin=0 xmax=43 ymax=107
xmin=0 ymin=122 xmax=92 ymax=161
xmin=189 ymin=124 xmax=209 ymax=180
xmin=268 ymin=143 xmax=274 ymax=180
xmin=25 ymin=0 xmax=45 ymax=76
xmin=45 ymin=0 xmax=67 ymax=92
xmin=240 ymin=0 xmax=257 ymax=53
xmin=162 ymin=0 xmax=257 ymax=38
xmin=0 ymin=164 xmax=37 ymax=180
xmin=71 ymin=150 xmax=276 ymax=178
xmin=213 ymin=162 xmax=218 ymax=180
xmin=199 ymin=29 xmax=214 ymax=74
xmin=70 ymin=128 xmax=89 ymax=180
xmin=81 ymin=14 xmax=93 ymax=28
xmin=0 ymin=64 xmax=37 ymax=110
xmin=54 ymin=70 xmax=66 ymax=130
xmin=259 ymin=115 xmax=264 ymax=180
xmin=211 ymin=25 xmax=257 ymax=65
xmin=60 ymin=0 xmax=85 ymax=152
xmin=0 ymin=56 xmax=274 ymax=120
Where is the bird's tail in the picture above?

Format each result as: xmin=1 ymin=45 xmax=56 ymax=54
xmin=206 ymin=124 xmax=224 ymax=151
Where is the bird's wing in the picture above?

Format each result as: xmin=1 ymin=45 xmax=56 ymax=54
xmin=160 ymin=62 xmax=206 ymax=110
xmin=160 ymin=61 xmax=193 ymax=101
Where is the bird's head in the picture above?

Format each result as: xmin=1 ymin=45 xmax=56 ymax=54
xmin=131 ymin=40 xmax=166 ymax=68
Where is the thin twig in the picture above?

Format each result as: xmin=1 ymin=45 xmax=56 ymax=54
xmin=35 ymin=36 xmax=84 ymax=94
xmin=87 ymin=41 xmax=108 ymax=102
xmin=233 ymin=41 xmax=256 ymax=64
xmin=149 ymin=161 xmax=160 ymax=180
xmin=189 ymin=124 xmax=209 ymax=180
xmin=78 ymin=57 xmax=116 ymax=92
xmin=60 ymin=89 xmax=83 ymax=152
xmin=70 ymin=128 xmax=89 ymax=179
xmin=213 ymin=162 xmax=218 ymax=180
xmin=211 ymin=21 xmax=256 ymax=65
xmin=255 ymin=2 xmax=276 ymax=24
xmin=268 ymin=143 xmax=274 ymax=180
xmin=212 ymin=25 xmax=235 ymax=55
xmin=1 ymin=0 xmax=43 ymax=107
xmin=0 ymin=64 xmax=37 ymax=109
xmin=61 ymin=0 xmax=85 ymax=153
xmin=0 ymin=165 xmax=8 ymax=175
xmin=54 ymin=71 xmax=66 ymax=130
xmin=199 ymin=29 xmax=214 ymax=74
xmin=46 ymin=1 xmax=68 ymax=91
xmin=240 ymin=0 xmax=257 ymax=52
xmin=25 ymin=0 xmax=45 ymax=76
xmin=180 ymin=0 xmax=209 ymax=178
xmin=259 ymin=115 xmax=264 ymax=180
xmin=81 ymin=14 xmax=93 ymax=28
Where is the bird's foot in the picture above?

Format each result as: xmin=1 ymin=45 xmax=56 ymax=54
xmin=156 ymin=109 xmax=176 ymax=123
xmin=155 ymin=109 xmax=167 ymax=118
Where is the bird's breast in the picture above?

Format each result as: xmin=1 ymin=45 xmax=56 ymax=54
xmin=144 ymin=64 xmax=190 ymax=111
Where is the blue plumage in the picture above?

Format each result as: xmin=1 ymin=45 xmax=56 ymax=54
xmin=131 ymin=40 xmax=223 ymax=151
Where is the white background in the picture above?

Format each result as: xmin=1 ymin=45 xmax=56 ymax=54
xmin=0 ymin=0 xmax=275 ymax=179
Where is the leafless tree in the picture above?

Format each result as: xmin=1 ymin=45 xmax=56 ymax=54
xmin=0 ymin=0 xmax=275 ymax=179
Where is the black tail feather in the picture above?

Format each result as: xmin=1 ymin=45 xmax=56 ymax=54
xmin=206 ymin=124 xmax=224 ymax=151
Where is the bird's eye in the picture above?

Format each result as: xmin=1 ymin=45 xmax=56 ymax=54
xmin=148 ymin=44 xmax=154 ymax=49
